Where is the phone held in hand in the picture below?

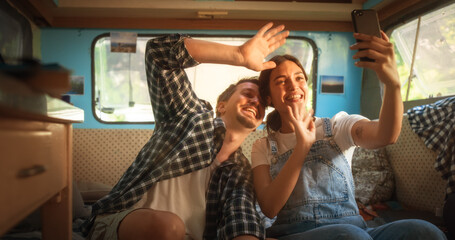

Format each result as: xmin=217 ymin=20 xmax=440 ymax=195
xmin=351 ymin=9 xmax=381 ymax=62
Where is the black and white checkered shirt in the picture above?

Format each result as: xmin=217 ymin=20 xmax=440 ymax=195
xmin=81 ymin=34 xmax=264 ymax=239
xmin=407 ymin=96 xmax=455 ymax=196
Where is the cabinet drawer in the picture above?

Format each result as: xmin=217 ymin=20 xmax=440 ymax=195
xmin=0 ymin=123 xmax=67 ymax=227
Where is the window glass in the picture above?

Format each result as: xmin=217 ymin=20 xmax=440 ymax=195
xmin=391 ymin=3 xmax=455 ymax=101
xmin=94 ymin=37 xmax=150 ymax=122
xmin=93 ymin=35 xmax=315 ymax=123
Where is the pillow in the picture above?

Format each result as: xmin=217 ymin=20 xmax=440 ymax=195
xmin=73 ymin=180 xmax=92 ymax=219
xmin=76 ymin=181 xmax=113 ymax=203
xmin=351 ymin=147 xmax=395 ymax=205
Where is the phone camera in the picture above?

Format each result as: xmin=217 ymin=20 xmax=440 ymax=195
xmin=355 ymin=10 xmax=363 ymax=16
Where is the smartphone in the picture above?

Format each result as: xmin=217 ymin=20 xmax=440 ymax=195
xmin=351 ymin=9 xmax=381 ymax=62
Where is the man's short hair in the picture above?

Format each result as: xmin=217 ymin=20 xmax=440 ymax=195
xmin=215 ymin=77 xmax=259 ymax=117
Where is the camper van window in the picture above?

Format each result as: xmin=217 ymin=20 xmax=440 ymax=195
xmin=92 ymin=35 xmax=315 ymax=123
xmin=391 ymin=2 xmax=455 ymax=102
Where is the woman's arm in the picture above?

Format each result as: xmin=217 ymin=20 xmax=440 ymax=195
xmin=349 ymin=31 xmax=403 ymax=149
xmin=253 ymin=159 xmax=306 ymax=218
xmin=253 ymin=111 xmax=315 ymax=218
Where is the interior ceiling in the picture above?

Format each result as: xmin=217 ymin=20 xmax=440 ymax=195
xmin=10 ymin=0 xmax=417 ymax=31
xmin=25 ymin=0 xmax=367 ymax=21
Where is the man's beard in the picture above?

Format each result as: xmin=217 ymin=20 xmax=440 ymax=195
xmin=237 ymin=114 xmax=257 ymax=129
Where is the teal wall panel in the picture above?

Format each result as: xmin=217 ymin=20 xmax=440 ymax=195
xmin=41 ymin=28 xmax=362 ymax=129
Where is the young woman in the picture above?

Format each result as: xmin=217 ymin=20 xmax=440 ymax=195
xmin=251 ymin=31 xmax=447 ymax=240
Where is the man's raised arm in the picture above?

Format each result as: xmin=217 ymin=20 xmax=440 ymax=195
xmin=185 ymin=22 xmax=289 ymax=71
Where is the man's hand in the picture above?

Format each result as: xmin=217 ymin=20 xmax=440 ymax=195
xmin=239 ymin=22 xmax=290 ymax=71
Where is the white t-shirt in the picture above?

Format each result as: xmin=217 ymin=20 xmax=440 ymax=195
xmin=132 ymin=159 xmax=220 ymax=240
xmin=251 ymin=112 xmax=367 ymax=169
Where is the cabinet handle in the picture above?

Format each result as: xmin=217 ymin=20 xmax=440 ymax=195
xmin=17 ymin=165 xmax=47 ymax=178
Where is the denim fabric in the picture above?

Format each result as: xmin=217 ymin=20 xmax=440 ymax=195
xmin=265 ymin=118 xmax=446 ymax=240
xmin=273 ymin=219 xmax=446 ymax=240
xmin=267 ymin=118 xmax=365 ymax=238
xmin=366 ymin=219 xmax=447 ymax=240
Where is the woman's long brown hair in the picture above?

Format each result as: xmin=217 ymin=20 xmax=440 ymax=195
xmin=258 ymin=54 xmax=308 ymax=135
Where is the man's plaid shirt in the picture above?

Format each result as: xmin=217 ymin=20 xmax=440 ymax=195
xmin=81 ymin=34 xmax=264 ymax=239
xmin=407 ymin=96 xmax=455 ymax=196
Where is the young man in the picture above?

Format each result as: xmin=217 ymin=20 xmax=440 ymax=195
xmin=81 ymin=23 xmax=289 ymax=240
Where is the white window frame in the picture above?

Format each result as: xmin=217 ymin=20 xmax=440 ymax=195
xmin=91 ymin=34 xmax=318 ymax=124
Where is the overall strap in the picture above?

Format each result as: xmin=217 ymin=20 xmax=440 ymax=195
xmin=267 ymin=133 xmax=279 ymax=164
xmin=268 ymin=133 xmax=278 ymax=156
xmin=322 ymin=118 xmax=333 ymax=138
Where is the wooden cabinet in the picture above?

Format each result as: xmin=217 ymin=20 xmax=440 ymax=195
xmin=0 ymin=117 xmax=74 ymax=240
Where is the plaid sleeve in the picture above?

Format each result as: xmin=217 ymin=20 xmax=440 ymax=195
xmin=221 ymin=170 xmax=265 ymax=240
xmin=145 ymin=34 xmax=204 ymax=124
xmin=407 ymin=96 xmax=455 ymax=195
xmin=206 ymin=161 xmax=265 ymax=240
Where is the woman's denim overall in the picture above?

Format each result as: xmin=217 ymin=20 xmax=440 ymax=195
xmin=266 ymin=118 xmax=367 ymax=238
